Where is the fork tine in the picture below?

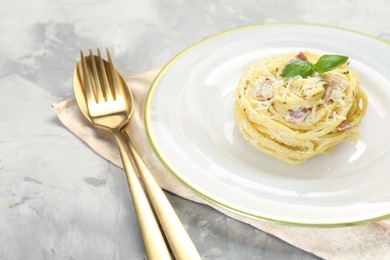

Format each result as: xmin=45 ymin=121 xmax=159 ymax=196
xmin=106 ymin=47 xmax=121 ymax=100
xmin=97 ymin=48 xmax=113 ymax=101
xmin=89 ymin=49 xmax=105 ymax=103
xmin=80 ymin=50 xmax=97 ymax=104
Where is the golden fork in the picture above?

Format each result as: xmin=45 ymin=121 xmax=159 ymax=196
xmin=74 ymin=47 xmax=200 ymax=259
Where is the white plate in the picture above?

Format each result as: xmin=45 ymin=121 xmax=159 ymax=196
xmin=145 ymin=24 xmax=390 ymax=226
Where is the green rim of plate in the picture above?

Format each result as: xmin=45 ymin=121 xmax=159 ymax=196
xmin=144 ymin=23 xmax=390 ymax=227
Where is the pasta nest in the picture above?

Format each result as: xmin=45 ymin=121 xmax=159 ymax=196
xmin=234 ymin=51 xmax=368 ymax=165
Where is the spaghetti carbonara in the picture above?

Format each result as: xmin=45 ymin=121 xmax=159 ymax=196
xmin=234 ymin=51 xmax=368 ymax=165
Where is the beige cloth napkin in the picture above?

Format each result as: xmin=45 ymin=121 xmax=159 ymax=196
xmin=52 ymin=70 xmax=390 ymax=260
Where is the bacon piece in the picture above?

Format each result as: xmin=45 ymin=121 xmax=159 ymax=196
xmin=336 ymin=121 xmax=352 ymax=131
xmin=324 ymin=75 xmax=345 ymax=103
xmin=326 ymin=76 xmax=343 ymax=89
xmin=286 ymin=108 xmax=310 ymax=124
xmin=289 ymin=52 xmax=308 ymax=63
xmin=295 ymin=52 xmax=308 ymax=61
xmin=254 ymin=79 xmax=273 ymax=100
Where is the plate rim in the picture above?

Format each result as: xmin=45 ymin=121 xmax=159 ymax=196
xmin=144 ymin=22 xmax=390 ymax=227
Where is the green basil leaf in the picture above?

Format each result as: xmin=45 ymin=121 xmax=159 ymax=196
xmin=313 ymin=54 xmax=348 ymax=73
xmin=280 ymin=60 xmax=314 ymax=78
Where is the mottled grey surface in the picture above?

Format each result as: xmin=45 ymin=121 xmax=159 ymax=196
xmin=1 ymin=0 xmax=390 ymax=259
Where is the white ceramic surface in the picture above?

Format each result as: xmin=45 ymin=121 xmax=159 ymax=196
xmin=146 ymin=24 xmax=390 ymax=225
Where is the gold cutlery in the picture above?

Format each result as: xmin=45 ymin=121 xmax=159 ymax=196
xmin=73 ymin=47 xmax=200 ymax=259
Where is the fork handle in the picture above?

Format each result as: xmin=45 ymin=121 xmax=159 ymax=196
xmin=113 ymin=130 xmax=172 ymax=260
xmin=123 ymin=132 xmax=201 ymax=260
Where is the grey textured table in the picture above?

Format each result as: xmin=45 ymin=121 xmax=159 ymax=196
xmin=2 ymin=0 xmax=390 ymax=259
